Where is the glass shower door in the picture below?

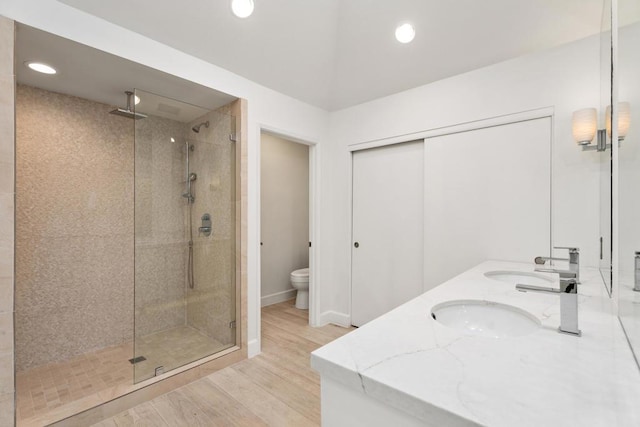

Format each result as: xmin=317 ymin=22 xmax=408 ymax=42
xmin=133 ymin=89 xmax=237 ymax=383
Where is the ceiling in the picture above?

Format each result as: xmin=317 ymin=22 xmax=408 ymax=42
xmin=53 ymin=0 xmax=628 ymax=111
xmin=17 ymin=1 xmax=640 ymax=112
xmin=16 ymin=24 xmax=236 ymax=122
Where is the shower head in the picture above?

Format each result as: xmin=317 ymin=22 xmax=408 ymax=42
xmin=192 ymin=121 xmax=209 ymax=133
xmin=109 ymin=91 xmax=147 ymax=120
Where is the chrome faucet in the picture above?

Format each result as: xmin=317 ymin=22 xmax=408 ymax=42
xmin=516 ymin=273 xmax=580 ymax=336
xmin=634 ymin=251 xmax=640 ymax=292
xmin=534 ymin=246 xmax=580 ymax=284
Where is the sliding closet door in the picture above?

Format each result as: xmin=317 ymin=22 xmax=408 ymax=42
xmin=424 ymin=117 xmax=551 ymax=290
xmin=351 ymin=141 xmax=424 ymax=327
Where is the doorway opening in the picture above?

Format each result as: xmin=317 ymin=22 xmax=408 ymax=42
xmin=260 ymin=131 xmax=313 ymax=325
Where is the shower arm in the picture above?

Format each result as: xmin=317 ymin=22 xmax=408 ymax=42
xmin=125 ymin=91 xmax=134 ymax=111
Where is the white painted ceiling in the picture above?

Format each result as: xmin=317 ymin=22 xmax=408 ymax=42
xmin=40 ymin=1 xmax=640 ymax=110
xmin=16 ymin=24 xmax=236 ymax=122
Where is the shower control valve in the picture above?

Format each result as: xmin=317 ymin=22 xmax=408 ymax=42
xmin=199 ymin=213 xmax=212 ymax=237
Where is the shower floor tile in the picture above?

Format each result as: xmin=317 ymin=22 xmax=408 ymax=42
xmin=134 ymin=326 xmax=230 ymax=382
xmin=16 ymin=325 xmax=229 ymax=425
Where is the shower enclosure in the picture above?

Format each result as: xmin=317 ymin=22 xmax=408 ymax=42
xmin=132 ymin=89 xmax=238 ymax=382
xmin=15 ymin=83 xmax=241 ymax=424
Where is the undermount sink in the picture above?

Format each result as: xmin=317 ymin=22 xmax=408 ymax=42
xmin=431 ymin=300 xmax=541 ymax=338
xmin=484 ymin=270 xmax=555 ymax=286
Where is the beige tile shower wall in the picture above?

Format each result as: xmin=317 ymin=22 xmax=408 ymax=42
xmin=186 ymin=105 xmax=236 ymax=345
xmin=0 ymin=15 xmax=15 ymax=427
xmin=15 ymin=85 xmax=135 ymax=371
xmin=134 ymin=115 xmax=187 ymax=337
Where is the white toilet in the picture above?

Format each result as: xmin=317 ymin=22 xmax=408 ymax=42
xmin=290 ymin=268 xmax=310 ymax=309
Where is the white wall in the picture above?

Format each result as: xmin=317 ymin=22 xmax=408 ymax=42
xmin=0 ymin=0 xmax=330 ymax=357
xmin=321 ymin=33 xmax=604 ymax=324
xmin=260 ymin=133 xmax=309 ymax=306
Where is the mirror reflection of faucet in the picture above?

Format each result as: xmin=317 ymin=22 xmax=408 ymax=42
xmin=634 ymin=251 xmax=640 ymax=292
xmin=534 ymin=246 xmax=580 ymax=284
xmin=199 ymin=213 xmax=212 ymax=237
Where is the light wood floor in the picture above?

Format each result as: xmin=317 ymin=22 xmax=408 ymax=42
xmin=93 ymin=300 xmax=354 ymax=426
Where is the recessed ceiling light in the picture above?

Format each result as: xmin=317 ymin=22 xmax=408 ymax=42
xmin=395 ymin=23 xmax=415 ymax=44
xmin=25 ymin=61 xmax=57 ymax=74
xmin=231 ymin=0 xmax=254 ymax=18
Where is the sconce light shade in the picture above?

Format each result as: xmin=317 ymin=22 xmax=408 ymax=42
xmin=572 ymin=108 xmax=597 ymax=145
xmin=606 ymin=102 xmax=631 ymax=141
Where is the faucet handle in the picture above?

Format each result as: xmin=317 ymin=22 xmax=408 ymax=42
xmin=554 ymin=246 xmax=580 ymax=254
xmin=535 ymin=256 xmax=568 ymax=264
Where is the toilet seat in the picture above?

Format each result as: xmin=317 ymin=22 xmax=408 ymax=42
xmin=290 ymin=268 xmax=309 ymax=281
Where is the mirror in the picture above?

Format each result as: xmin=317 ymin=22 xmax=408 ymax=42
xmin=617 ymin=0 xmax=640 ymax=363
xmin=599 ymin=0 xmax=613 ymax=295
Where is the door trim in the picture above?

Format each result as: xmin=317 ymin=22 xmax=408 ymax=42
xmin=347 ymin=107 xmax=554 ymax=152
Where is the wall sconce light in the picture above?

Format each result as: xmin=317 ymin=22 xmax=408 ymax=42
xmin=572 ymin=108 xmax=598 ymax=146
xmin=606 ymin=102 xmax=631 ymax=141
xmin=572 ymin=102 xmax=631 ymax=152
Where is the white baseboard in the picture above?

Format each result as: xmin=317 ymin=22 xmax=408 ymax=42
xmin=247 ymin=338 xmax=260 ymax=358
xmin=261 ymin=289 xmax=297 ymax=307
xmin=319 ymin=310 xmax=351 ymax=327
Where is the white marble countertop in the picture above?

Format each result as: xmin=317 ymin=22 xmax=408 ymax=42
xmin=311 ymin=261 xmax=640 ymax=427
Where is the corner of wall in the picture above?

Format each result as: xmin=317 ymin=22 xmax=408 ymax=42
xmin=0 ymin=14 xmax=15 ymax=427
xmin=247 ymin=338 xmax=260 ymax=358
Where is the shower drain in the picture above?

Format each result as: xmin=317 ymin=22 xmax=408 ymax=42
xmin=128 ymin=356 xmax=147 ymax=364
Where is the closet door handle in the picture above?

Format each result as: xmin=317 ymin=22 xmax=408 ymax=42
xmin=354 ymin=242 xmax=359 ymax=248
